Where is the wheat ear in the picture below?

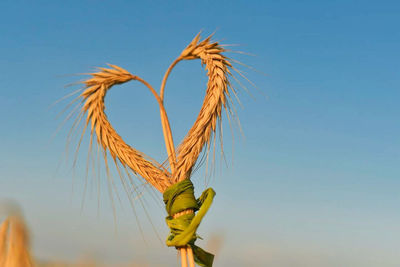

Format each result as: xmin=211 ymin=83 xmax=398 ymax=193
xmin=78 ymin=65 xmax=173 ymax=192
xmin=162 ymin=33 xmax=235 ymax=183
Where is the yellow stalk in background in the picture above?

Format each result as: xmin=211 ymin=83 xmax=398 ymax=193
xmin=0 ymin=216 xmax=34 ymax=267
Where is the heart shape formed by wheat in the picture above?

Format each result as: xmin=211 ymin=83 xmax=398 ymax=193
xmin=71 ymin=33 xmax=239 ymax=267
xmin=79 ymin=33 xmax=235 ymax=192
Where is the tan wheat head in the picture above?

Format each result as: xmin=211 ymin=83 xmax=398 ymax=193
xmin=172 ymin=34 xmax=234 ymax=183
xmin=79 ymin=65 xmax=171 ymax=192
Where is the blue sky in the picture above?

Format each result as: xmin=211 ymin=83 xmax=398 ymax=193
xmin=0 ymin=1 xmax=399 ymax=266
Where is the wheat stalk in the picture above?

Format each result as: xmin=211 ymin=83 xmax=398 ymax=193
xmin=159 ymin=33 xmax=236 ymax=267
xmin=0 ymin=216 xmax=34 ymax=267
xmin=0 ymin=218 xmax=9 ymax=266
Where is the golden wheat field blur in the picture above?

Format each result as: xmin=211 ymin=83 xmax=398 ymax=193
xmin=0 ymin=214 xmax=97 ymax=266
xmin=0 ymin=213 xmax=144 ymax=267
xmin=0 ymin=208 xmax=223 ymax=267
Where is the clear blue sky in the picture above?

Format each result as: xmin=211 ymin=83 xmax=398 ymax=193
xmin=0 ymin=1 xmax=399 ymax=266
